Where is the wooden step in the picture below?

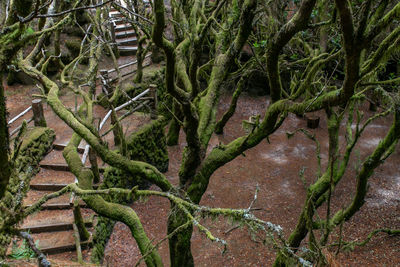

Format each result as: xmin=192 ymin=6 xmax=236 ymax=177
xmin=30 ymin=183 xmax=69 ymax=191
xmin=110 ymin=11 xmax=123 ymax=18
xmin=24 ymin=203 xmax=72 ymax=210
xmin=23 ymin=190 xmax=88 ymax=210
xmin=115 ymin=29 xmax=136 ymax=39
xmin=113 ymin=18 xmax=128 ymax=25
xmin=30 ymin=183 xmax=100 ymax=191
xmin=32 ymin=231 xmax=92 ymax=255
xmin=32 ymin=168 xmax=76 ymax=185
xmin=41 ymin=239 xmax=92 ymax=255
xmin=24 ymin=202 xmax=86 ymax=210
xmin=39 ymin=163 xmax=105 ymax=172
xmin=115 ymin=23 xmax=133 ymax=32
xmin=40 ymin=163 xmax=70 ymax=171
xmin=22 ymin=209 xmax=93 ymax=228
xmin=116 ymin=36 xmax=138 ymax=46
xmin=24 ymin=190 xmax=71 ymax=207
xmin=118 ymin=46 xmax=138 ymax=56
xmin=20 ymin=221 xmax=93 ymax=234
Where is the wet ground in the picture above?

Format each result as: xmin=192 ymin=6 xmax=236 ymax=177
xmin=4 ymin=72 xmax=400 ymax=266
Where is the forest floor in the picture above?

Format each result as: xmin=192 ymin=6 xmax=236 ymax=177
xmin=3 ymin=60 xmax=400 ymax=266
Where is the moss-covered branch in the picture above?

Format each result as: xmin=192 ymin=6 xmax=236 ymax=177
xmin=214 ymin=71 xmax=248 ymax=134
xmin=339 ymin=228 xmax=400 ymax=251
xmin=18 ymin=57 xmax=173 ymax=192
xmin=64 ymin=132 xmax=164 ymax=267
xmin=197 ymin=0 xmax=258 ymax=147
xmin=0 ymin=74 xmax=11 ymax=200
xmin=327 ymin=104 xmax=400 ymax=227
xmin=266 ymin=0 xmax=317 ymax=102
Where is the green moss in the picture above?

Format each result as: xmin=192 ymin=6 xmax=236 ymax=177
xmin=65 ymin=39 xmax=88 ymax=65
xmin=6 ymin=70 xmax=19 ymax=85
xmin=90 ymin=166 xmax=145 ymax=263
xmin=127 ymin=117 xmax=169 ymax=173
xmin=65 ymin=40 xmax=82 ymax=56
xmin=95 ymin=92 xmax=109 ymax=108
xmin=0 ymin=127 xmax=55 ymax=257
xmin=166 ymin=118 xmax=180 ymax=146
xmin=91 ymin=217 xmax=115 ymax=264
xmin=91 ymin=118 xmax=169 ymax=263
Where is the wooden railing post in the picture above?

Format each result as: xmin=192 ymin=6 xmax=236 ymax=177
xmin=100 ymin=70 xmax=112 ymax=96
xmin=149 ymin=84 xmax=158 ymax=119
xmin=32 ymin=99 xmax=46 ymax=127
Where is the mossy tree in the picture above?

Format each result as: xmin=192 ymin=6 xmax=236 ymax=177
xmin=1 ymin=0 xmax=400 ymax=266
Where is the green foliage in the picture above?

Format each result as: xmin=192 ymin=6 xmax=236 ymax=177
xmin=65 ymin=40 xmax=82 ymax=56
xmin=290 ymin=53 xmax=299 ymax=60
xmin=253 ymin=40 xmax=267 ymax=48
xmin=9 ymin=239 xmax=38 ymax=260
xmin=91 ymin=217 xmax=115 ymax=264
xmin=21 ymin=27 xmax=34 ymax=39
xmin=91 ymin=118 xmax=169 ymax=263
xmin=65 ymin=39 xmax=88 ymax=64
xmin=127 ymin=117 xmax=169 ymax=173
xmin=0 ymin=127 xmax=55 ymax=257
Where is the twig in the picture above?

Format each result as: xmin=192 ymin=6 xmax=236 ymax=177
xmin=19 ymin=231 xmax=51 ymax=267
xmin=224 ymin=225 xmax=240 ymax=235
xmin=35 ymin=0 xmax=114 ymax=18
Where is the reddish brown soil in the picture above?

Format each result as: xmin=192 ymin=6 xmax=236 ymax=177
xmin=104 ymin=93 xmax=400 ymax=267
xmin=4 ymin=67 xmax=400 ymax=266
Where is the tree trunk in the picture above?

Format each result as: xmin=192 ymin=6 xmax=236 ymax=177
xmin=0 ymin=73 xmax=11 ymax=199
xmin=167 ymin=206 xmax=194 ymax=267
xmin=73 ymin=200 xmax=90 ymax=241
xmin=166 ymin=118 xmax=180 ymax=146
xmin=166 ymin=102 xmax=183 ymax=146
xmin=134 ymin=38 xmax=145 ymax=83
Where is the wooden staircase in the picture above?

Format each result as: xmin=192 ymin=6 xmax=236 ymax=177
xmin=17 ymin=144 xmax=97 ymax=255
xmin=109 ymin=7 xmax=138 ymax=56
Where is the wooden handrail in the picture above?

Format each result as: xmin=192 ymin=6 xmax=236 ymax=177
xmin=8 ymin=106 xmax=32 ymax=126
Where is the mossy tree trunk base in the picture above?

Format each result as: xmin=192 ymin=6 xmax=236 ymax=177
xmin=167 ymin=207 xmax=194 ymax=267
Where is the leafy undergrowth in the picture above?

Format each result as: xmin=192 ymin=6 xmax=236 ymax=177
xmin=8 ymin=239 xmax=37 ymax=260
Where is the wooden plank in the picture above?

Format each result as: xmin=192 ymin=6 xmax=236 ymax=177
xmin=40 ymin=163 xmax=105 ymax=173
xmin=19 ymin=221 xmax=93 ymax=234
xmin=30 ymin=183 xmax=69 ymax=191
xmin=40 ymin=163 xmax=70 ymax=171
xmin=24 ymin=202 xmax=86 ymax=210
xmin=32 ymin=99 xmax=46 ymax=127
xmin=30 ymin=183 xmax=99 ymax=191
xmin=73 ymin=223 xmax=84 ymax=264
xmin=40 ymin=239 xmax=92 ymax=255
xmin=8 ymin=106 xmax=32 ymax=125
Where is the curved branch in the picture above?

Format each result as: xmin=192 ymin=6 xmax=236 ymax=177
xmin=18 ymin=60 xmax=173 ymax=192
xmin=266 ymin=0 xmax=317 ymax=102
